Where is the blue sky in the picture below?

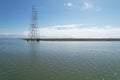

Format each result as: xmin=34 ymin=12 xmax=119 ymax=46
xmin=0 ymin=0 xmax=120 ymax=38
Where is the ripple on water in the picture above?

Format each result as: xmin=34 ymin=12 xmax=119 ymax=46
xmin=1 ymin=40 xmax=120 ymax=80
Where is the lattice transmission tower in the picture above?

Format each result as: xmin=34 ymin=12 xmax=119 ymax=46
xmin=29 ymin=6 xmax=39 ymax=39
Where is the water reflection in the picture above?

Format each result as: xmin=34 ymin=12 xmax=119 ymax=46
xmin=25 ymin=41 xmax=41 ymax=80
xmin=28 ymin=41 xmax=39 ymax=58
xmin=27 ymin=41 xmax=41 ymax=66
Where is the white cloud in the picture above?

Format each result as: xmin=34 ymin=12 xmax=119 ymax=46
xmin=67 ymin=3 xmax=73 ymax=7
xmin=38 ymin=24 xmax=120 ymax=38
xmin=52 ymin=24 xmax=83 ymax=29
xmin=84 ymin=2 xmax=93 ymax=9
xmin=64 ymin=2 xmax=73 ymax=7
xmin=23 ymin=24 xmax=120 ymax=38
xmin=81 ymin=1 xmax=102 ymax=12
xmin=64 ymin=1 xmax=102 ymax=12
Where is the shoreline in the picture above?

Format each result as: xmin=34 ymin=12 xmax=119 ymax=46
xmin=22 ymin=38 xmax=120 ymax=41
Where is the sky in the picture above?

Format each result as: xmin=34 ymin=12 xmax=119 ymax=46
xmin=1 ymin=0 xmax=120 ymax=38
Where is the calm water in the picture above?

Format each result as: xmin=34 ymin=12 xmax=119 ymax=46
xmin=0 ymin=38 xmax=120 ymax=80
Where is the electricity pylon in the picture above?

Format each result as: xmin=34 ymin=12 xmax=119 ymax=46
xmin=29 ymin=6 xmax=39 ymax=39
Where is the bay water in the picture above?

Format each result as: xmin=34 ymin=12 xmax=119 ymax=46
xmin=0 ymin=38 xmax=120 ymax=80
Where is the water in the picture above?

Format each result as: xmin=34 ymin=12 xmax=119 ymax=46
xmin=0 ymin=38 xmax=120 ymax=80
